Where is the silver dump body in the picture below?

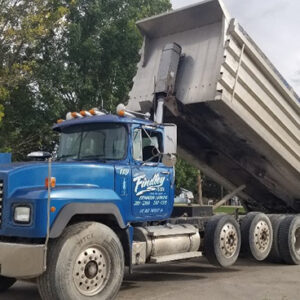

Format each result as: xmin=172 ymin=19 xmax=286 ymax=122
xmin=127 ymin=0 xmax=300 ymax=213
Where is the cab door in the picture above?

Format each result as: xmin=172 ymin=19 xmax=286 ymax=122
xmin=131 ymin=125 xmax=172 ymax=219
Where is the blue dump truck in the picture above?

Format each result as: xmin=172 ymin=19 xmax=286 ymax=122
xmin=0 ymin=1 xmax=300 ymax=299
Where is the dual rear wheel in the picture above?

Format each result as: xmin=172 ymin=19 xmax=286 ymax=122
xmin=204 ymin=213 xmax=300 ymax=267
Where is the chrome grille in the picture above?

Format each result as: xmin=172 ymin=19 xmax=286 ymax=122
xmin=0 ymin=180 xmax=3 ymax=227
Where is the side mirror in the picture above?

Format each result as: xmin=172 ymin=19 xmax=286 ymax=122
xmin=162 ymin=153 xmax=177 ymax=167
xmin=27 ymin=151 xmax=51 ymax=161
xmin=163 ymin=124 xmax=177 ymax=155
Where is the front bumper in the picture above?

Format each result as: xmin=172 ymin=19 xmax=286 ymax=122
xmin=0 ymin=242 xmax=45 ymax=279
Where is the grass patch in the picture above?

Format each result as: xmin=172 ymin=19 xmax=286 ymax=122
xmin=214 ymin=206 xmax=246 ymax=214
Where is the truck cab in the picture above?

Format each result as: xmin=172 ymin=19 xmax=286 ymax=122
xmin=53 ymin=112 xmax=175 ymax=222
xmin=0 ymin=110 xmax=177 ymax=284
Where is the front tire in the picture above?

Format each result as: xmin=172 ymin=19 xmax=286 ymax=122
xmin=37 ymin=222 xmax=124 ymax=300
xmin=0 ymin=275 xmax=16 ymax=292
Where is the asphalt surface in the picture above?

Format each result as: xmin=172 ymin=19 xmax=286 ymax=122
xmin=2 ymin=258 xmax=300 ymax=300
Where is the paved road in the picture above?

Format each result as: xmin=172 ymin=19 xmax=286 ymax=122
xmin=2 ymin=258 xmax=300 ymax=300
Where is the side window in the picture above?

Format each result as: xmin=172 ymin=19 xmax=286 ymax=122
xmin=132 ymin=127 xmax=163 ymax=163
xmin=142 ymin=130 xmax=162 ymax=162
xmin=132 ymin=128 xmax=143 ymax=161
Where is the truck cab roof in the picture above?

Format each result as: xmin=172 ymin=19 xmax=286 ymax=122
xmin=53 ymin=114 xmax=158 ymax=131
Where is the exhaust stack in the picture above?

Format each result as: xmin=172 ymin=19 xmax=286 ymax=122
xmin=154 ymin=43 xmax=182 ymax=123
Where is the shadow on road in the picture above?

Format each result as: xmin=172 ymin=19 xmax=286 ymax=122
xmin=1 ymin=258 xmax=285 ymax=299
xmin=2 ymin=281 xmax=40 ymax=300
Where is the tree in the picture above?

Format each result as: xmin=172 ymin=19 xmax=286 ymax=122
xmin=0 ymin=0 xmax=171 ymax=159
xmin=36 ymin=0 xmax=172 ymax=112
xmin=175 ymin=157 xmax=224 ymax=201
xmin=0 ymin=0 xmax=68 ymax=121
xmin=0 ymin=0 xmax=68 ymax=157
xmin=175 ymin=158 xmax=199 ymax=196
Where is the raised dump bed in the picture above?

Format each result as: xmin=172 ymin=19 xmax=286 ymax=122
xmin=127 ymin=0 xmax=300 ymax=213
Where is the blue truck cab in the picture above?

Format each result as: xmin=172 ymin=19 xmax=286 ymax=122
xmin=0 ymin=110 xmax=178 ymax=289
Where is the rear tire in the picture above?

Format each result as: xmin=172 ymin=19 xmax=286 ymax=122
xmin=278 ymin=215 xmax=300 ymax=265
xmin=204 ymin=215 xmax=241 ymax=267
xmin=0 ymin=276 xmax=16 ymax=292
xmin=267 ymin=215 xmax=286 ymax=263
xmin=240 ymin=212 xmax=273 ymax=261
xmin=37 ymin=222 xmax=124 ymax=300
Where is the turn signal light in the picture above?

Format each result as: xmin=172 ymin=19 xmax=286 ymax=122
xmin=45 ymin=177 xmax=56 ymax=188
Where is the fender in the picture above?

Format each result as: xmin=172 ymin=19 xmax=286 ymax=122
xmin=50 ymin=202 xmax=126 ymax=238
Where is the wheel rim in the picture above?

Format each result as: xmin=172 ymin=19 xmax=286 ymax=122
xmin=219 ymin=223 xmax=238 ymax=258
xmin=73 ymin=246 xmax=109 ymax=296
xmin=253 ymin=220 xmax=270 ymax=252
xmin=293 ymin=227 xmax=300 ymax=255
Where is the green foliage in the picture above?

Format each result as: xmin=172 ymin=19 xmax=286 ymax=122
xmin=0 ymin=0 xmax=171 ymax=160
xmin=175 ymin=158 xmax=198 ymax=195
xmin=37 ymin=0 xmax=171 ymax=112
xmin=175 ymin=157 xmax=223 ymax=200
xmin=0 ymin=0 xmax=69 ymax=157
xmin=214 ymin=206 xmax=245 ymax=215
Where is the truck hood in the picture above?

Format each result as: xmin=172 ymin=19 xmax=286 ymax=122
xmin=0 ymin=161 xmax=115 ymax=198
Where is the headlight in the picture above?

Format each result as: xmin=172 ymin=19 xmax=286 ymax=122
xmin=14 ymin=206 xmax=31 ymax=224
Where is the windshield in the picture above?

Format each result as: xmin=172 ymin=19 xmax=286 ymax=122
xmin=56 ymin=123 xmax=127 ymax=161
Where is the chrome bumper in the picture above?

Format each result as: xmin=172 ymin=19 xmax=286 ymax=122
xmin=0 ymin=242 xmax=45 ymax=278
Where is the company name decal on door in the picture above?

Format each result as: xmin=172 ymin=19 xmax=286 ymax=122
xmin=133 ymin=173 xmax=165 ymax=196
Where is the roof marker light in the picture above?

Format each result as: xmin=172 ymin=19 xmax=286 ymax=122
xmin=66 ymin=112 xmax=73 ymax=120
xmin=116 ymin=103 xmax=135 ymax=118
xmin=71 ymin=112 xmax=83 ymax=118
xmin=89 ymin=108 xmax=105 ymax=116
xmin=80 ymin=110 xmax=92 ymax=117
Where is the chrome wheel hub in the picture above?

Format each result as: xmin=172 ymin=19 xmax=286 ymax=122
xmin=220 ymin=223 xmax=238 ymax=258
xmin=73 ymin=247 xmax=109 ymax=296
xmin=293 ymin=227 xmax=300 ymax=255
xmin=254 ymin=221 xmax=270 ymax=252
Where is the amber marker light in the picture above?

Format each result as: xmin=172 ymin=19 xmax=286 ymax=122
xmin=45 ymin=177 xmax=56 ymax=188
xmin=80 ymin=110 xmax=92 ymax=117
xmin=118 ymin=110 xmax=125 ymax=117
xmin=89 ymin=108 xmax=97 ymax=115
xmin=57 ymin=119 xmax=64 ymax=124
xmin=50 ymin=206 xmax=56 ymax=213
xmin=71 ymin=112 xmax=81 ymax=118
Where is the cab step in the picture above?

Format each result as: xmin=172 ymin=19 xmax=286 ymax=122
xmin=149 ymin=251 xmax=202 ymax=264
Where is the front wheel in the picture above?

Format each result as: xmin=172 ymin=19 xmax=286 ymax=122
xmin=37 ymin=222 xmax=124 ymax=300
